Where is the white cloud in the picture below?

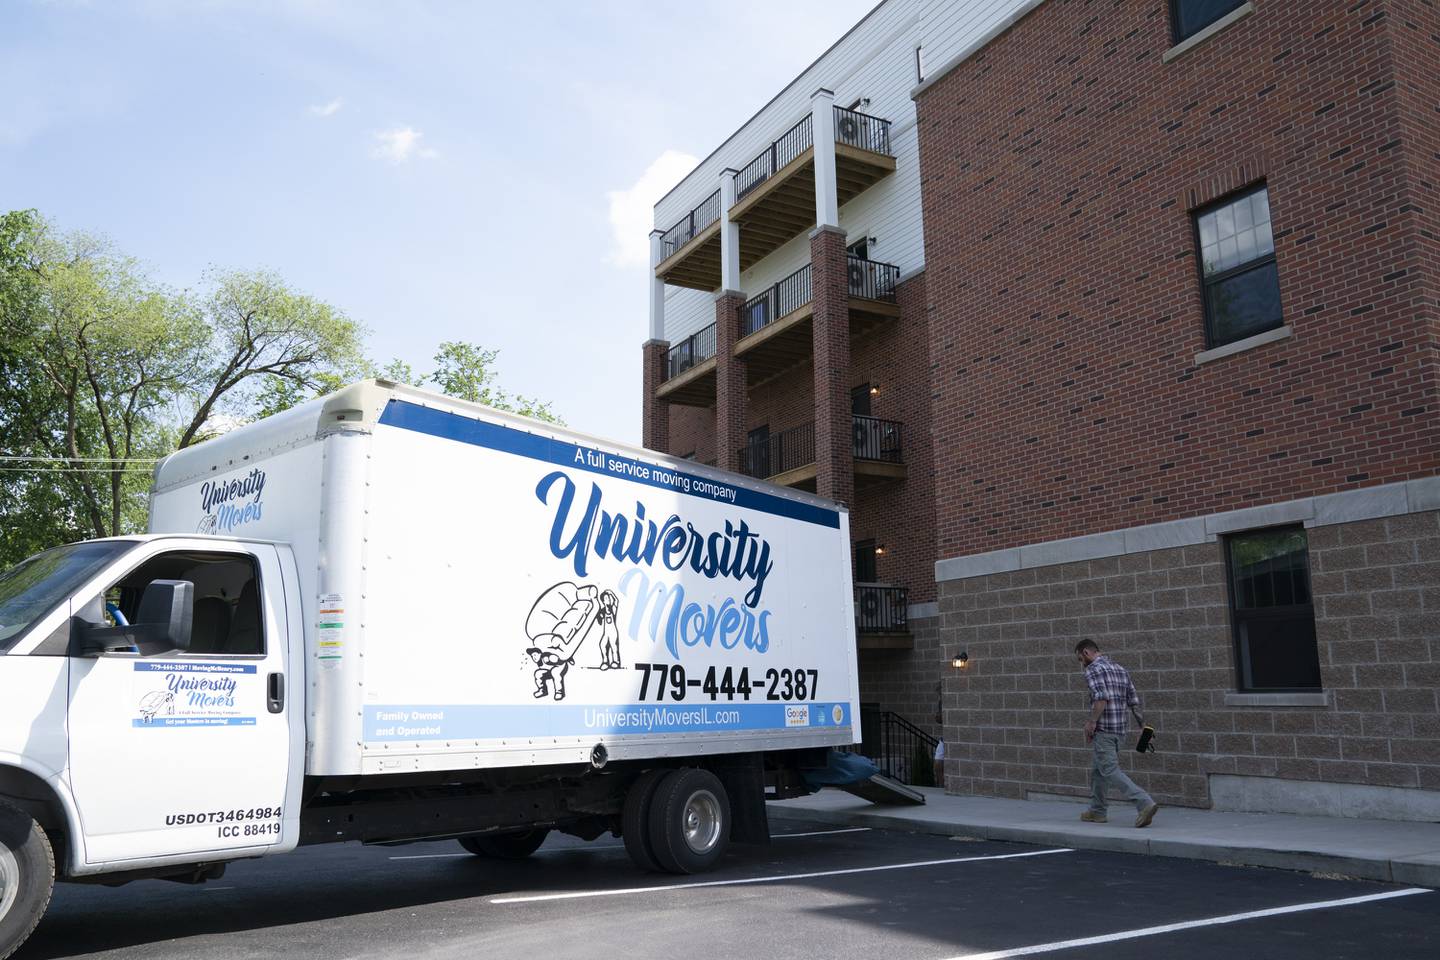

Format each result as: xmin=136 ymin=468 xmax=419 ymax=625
xmin=372 ymin=127 xmax=439 ymax=164
xmin=605 ymin=149 xmax=700 ymax=268
xmin=309 ymin=97 xmax=344 ymax=118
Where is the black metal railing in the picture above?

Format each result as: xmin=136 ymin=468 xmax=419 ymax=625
xmin=743 ymin=263 xmax=813 ymax=336
xmin=657 ymin=189 xmax=722 ymax=263
xmin=833 ymin=105 xmax=892 ymax=156
xmin=846 ymin=255 xmax=900 ymax=302
xmin=734 ymin=115 xmax=814 ymax=202
xmin=854 ymin=583 xmax=909 ymax=633
xmin=738 ymin=421 xmax=815 ymax=480
xmin=665 ymin=322 xmax=717 ymax=380
xmin=849 ymin=705 xmax=936 ymax=785
xmin=851 ymin=415 xmax=903 ymax=463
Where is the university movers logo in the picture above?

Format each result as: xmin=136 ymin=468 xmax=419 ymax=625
xmin=196 ymin=467 xmax=266 ymax=534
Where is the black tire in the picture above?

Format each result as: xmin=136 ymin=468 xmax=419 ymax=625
xmin=621 ymin=768 xmax=670 ymax=873
xmin=457 ymin=828 xmax=549 ymax=860
xmin=0 ymin=800 xmax=54 ymax=960
xmin=647 ymin=768 xmax=730 ymax=875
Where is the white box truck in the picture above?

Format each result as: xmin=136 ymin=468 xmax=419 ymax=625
xmin=0 ymin=381 xmax=860 ymax=957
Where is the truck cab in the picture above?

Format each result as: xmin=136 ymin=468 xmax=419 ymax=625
xmin=0 ymin=535 xmax=306 ymax=936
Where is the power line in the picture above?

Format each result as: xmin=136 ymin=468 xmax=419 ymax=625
xmin=0 ymin=454 xmax=164 ymax=460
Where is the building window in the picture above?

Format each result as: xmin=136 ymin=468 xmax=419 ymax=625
xmin=1170 ymin=0 xmax=1247 ymax=43
xmin=1226 ymin=526 xmax=1321 ymax=692
xmin=854 ymin=539 xmax=877 ymax=583
xmin=1195 ymin=184 xmax=1281 ymax=348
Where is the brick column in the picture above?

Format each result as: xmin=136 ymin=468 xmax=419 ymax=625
xmin=641 ymin=340 xmax=670 ymax=452
xmin=810 ymin=225 xmax=853 ymax=505
xmin=714 ymin=290 xmax=747 ymax=473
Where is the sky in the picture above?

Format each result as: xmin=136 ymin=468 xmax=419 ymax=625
xmin=0 ymin=0 xmax=877 ymax=444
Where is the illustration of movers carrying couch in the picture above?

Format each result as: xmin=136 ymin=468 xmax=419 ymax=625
xmin=524 ymin=582 xmax=621 ymax=701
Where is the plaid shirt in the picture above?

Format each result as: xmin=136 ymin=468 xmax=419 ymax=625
xmin=1085 ymin=655 xmax=1141 ymax=735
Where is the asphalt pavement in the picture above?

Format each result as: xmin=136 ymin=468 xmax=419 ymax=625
xmin=19 ymin=819 xmax=1439 ymax=960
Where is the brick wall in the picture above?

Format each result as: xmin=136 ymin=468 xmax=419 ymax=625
xmin=916 ymin=0 xmax=1440 ymax=562
xmin=811 ymin=226 xmax=856 ymax=505
xmin=859 ymin=613 xmax=944 ymax=738
xmin=641 ymin=341 xmax=670 ymax=452
xmin=849 ymin=271 xmax=938 ymax=603
xmin=666 ymin=404 xmax=717 ymax=463
xmin=937 ymin=510 xmax=1440 ymax=804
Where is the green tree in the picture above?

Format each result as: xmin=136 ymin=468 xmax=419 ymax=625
xmin=0 ymin=216 xmax=367 ymax=566
xmin=175 ymin=269 xmax=368 ymax=447
xmin=423 ymin=341 xmax=562 ymax=424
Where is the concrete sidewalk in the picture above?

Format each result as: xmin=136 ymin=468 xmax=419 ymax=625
xmin=768 ymin=788 xmax=1440 ymax=887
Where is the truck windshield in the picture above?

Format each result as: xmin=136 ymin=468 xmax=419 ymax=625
xmin=0 ymin=541 xmax=132 ymax=652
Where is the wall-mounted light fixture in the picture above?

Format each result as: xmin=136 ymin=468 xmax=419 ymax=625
xmin=869 ymin=384 xmax=880 ymax=396
xmin=951 ymin=650 xmax=969 ymax=669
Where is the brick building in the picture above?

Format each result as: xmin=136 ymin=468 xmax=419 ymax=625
xmin=642 ymin=0 xmax=1440 ymax=819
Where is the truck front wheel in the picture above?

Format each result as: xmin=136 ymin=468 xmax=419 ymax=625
xmin=648 ymin=768 xmax=730 ymax=875
xmin=0 ymin=800 xmax=54 ymax=960
xmin=458 ymin=828 xmax=549 ymax=860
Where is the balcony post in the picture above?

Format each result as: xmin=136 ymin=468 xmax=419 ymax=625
xmin=810 ymin=224 xmax=853 ymax=506
xmin=720 ymin=169 xmax=740 ymax=292
xmin=810 ymin=88 xmax=839 ymax=229
xmin=714 ymin=289 xmax=747 ymax=473
xmin=642 ymin=339 xmax=670 ymax=451
xmin=648 ymin=230 xmax=666 ymax=341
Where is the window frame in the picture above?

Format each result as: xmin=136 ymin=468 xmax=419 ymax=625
xmin=85 ymin=548 xmax=268 ymax=660
xmin=1223 ymin=525 xmax=1321 ymax=693
xmin=1169 ymin=0 xmax=1247 ymax=44
xmin=1192 ymin=183 xmax=1283 ymax=349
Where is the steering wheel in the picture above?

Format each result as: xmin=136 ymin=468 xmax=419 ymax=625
xmin=105 ymin=602 xmax=129 ymax=627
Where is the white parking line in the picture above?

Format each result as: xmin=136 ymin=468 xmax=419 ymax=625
xmin=775 ymin=827 xmax=872 ymax=839
xmin=490 ymin=847 xmax=1073 ymax=904
xmin=388 ymin=827 xmax=872 ymax=860
xmin=942 ymin=887 xmax=1434 ymax=960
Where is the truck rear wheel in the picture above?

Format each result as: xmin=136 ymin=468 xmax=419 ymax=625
xmin=458 ymin=828 xmax=549 ymax=860
xmin=621 ymin=768 xmax=670 ymax=872
xmin=0 ymin=800 xmax=53 ymax=960
xmin=647 ymin=768 xmax=730 ymax=875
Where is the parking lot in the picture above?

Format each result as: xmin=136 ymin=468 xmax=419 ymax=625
xmin=22 ymin=819 xmax=1438 ymax=960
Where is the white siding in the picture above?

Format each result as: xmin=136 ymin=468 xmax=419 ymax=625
xmin=655 ymin=0 xmax=1045 ymax=344
xmin=917 ymin=0 xmax=1044 ymax=88
xmin=657 ymin=0 xmax=926 ymax=343
xmin=654 ymin=0 xmax=921 ymax=231
xmin=665 ymin=286 xmax=715 ymax=344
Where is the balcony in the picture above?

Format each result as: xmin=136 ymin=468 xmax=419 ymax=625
xmin=656 ymin=322 xmax=717 ymax=407
xmin=729 ymin=106 xmax=895 ymax=268
xmin=652 ymin=106 xmax=895 ymax=294
xmin=855 ymin=583 xmax=910 ymax=648
xmin=655 ymin=190 xmax=722 ymax=291
xmin=735 ymin=256 xmax=901 ymax=387
xmin=736 ymin=414 xmax=905 ymax=489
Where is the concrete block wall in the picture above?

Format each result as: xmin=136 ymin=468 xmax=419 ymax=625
xmin=937 ymin=510 xmax=1440 ymax=806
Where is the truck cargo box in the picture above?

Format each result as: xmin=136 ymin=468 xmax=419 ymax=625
xmin=149 ymin=381 xmax=861 ymax=777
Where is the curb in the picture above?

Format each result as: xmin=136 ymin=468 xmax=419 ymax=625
xmin=767 ymin=803 xmax=1440 ymax=887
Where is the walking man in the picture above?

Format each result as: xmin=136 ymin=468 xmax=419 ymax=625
xmin=1075 ymin=639 xmax=1158 ymax=827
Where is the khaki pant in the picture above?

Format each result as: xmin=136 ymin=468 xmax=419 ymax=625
xmin=1089 ymin=732 xmax=1153 ymax=814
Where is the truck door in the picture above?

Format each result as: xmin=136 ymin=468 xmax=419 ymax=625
xmin=66 ymin=540 xmax=295 ymax=865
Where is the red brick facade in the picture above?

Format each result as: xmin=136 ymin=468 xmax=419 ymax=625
xmin=811 ymin=226 xmax=857 ymax=505
xmin=916 ymin=0 xmax=1440 ymax=560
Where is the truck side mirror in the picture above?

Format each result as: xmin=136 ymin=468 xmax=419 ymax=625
xmin=135 ymin=580 xmax=194 ymax=655
xmin=73 ymin=580 xmax=195 ymax=657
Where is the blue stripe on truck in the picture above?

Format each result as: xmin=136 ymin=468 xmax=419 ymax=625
xmin=363 ymin=702 xmax=851 ymax=741
xmin=377 ymin=399 xmax=841 ymax=529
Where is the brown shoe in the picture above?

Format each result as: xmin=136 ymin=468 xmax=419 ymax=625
xmin=1135 ymin=802 xmax=1159 ymax=828
xmin=1080 ymin=810 xmax=1107 ymax=823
